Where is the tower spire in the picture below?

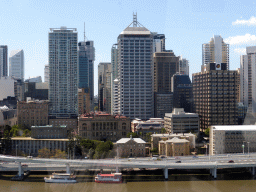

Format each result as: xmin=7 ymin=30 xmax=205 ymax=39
xmin=84 ymin=22 xmax=87 ymax=42
xmin=133 ymin=12 xmax=137 ymax=27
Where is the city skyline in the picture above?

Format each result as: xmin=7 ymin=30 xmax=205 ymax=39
xmin=1 ymin=0 xmax=256 ymax=95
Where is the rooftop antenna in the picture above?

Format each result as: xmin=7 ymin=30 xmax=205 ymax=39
xmin=84 ymin=22 xmax=87 ymax=42
xmin=133 ymin=12 xmax=137 ymax=27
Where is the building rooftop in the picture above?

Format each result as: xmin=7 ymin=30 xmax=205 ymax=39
xmin=116 ymin=137 xmax=146 ymax=144
xmin=212 ymin=125 xmax=256 ymax=131
xmin=11 ymin=137 xmax=69 ymax=141
xmin=152 ymin=133 xmax=195 ymax=137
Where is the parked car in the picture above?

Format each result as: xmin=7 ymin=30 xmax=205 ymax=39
xmin=175 ymin=161 xmax=181 ymax=163
xmin=228 ymin=160 xmax=234 ymax=163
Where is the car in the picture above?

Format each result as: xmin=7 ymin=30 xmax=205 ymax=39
xmin=228 ymin=160 xmax=234 ymax=163
xmin=22 ymin=164 xmax=28 ymax=167
xmin=152 ymin=157 xmax=157 ymax=160
xmin=175 ymin=161 xmax=181 ymax=163
xmin=160 ymin=155 xmax=166 ymax=159
xmin=193 ymin=156 xmax=198 ymax=158
xmin=175 ymin=157 xmax=180 ymax=159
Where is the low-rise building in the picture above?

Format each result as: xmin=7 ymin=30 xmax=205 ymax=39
xmin=31 ymin=125 xmax=68 ymax=139
xmin=210 ymin=125 xmax=256 ymax=155
xmin=78 ymin=112 xmax=130 ymax=142
xmin=116 ymin=136 xmax=146 ymax=157
xmin=158 ymin=137 xmax=190 ymax=156
xmin=135 ymin=121 xmax=163 ymax=136
xmin=49 ymin=117 xmax=78 ymax=131
xmin=151 ymin=133 xmax=195 ymax=150
xmin=11 ymin=137 xmax=68 ymax=157
xmin=164 ymin=108 xmax=199 ymax=134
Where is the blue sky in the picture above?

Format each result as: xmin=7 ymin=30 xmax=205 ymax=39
xmin=1 ymin=0 xmax=256 ymax=95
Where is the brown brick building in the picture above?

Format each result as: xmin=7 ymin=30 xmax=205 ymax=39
xmin=17 ymin=100 xmax=48 ymax=128
xmin=78 ymin=112 xmax=130 ymax=142
xmin=193 ymin=63 xmax=239 ymax=131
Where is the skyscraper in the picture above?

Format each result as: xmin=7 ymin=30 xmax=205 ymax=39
xmin=0 ymin=45 xmax=8 ymax=77
xmin=153 ymin=34 xmax=165 ymax=53
xmin=48 ymin=27 xmax=78 ymax=118
xmin=111 ymin=44 xmax=118 ymax=81
xmin=202 ymin=35 xmax=229 ymax=69
xmin=98 ymin=62 xmax=111 ymax=112
xmin=240 ymin=46 xmax=256 ymax=114
xmin=9 ymin=49 xmax=24 ymax=80
xmin=78 ymin=40 xmax=95 ymax=102
xmin=44 ymin=64 xmax=49 ymax=82
xmin=117 ymin=13 xmax=154 ymax=120
xmin=193 ymin=63 xmax=238 ymax=131
xmin=179 ymin=56 xmax=189 ymax=76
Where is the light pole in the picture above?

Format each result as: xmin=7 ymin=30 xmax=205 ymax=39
xmin=248 ymin=142 xmax=250 ymax=157
xmin=242 ymin=141 xmax=246 ymax=154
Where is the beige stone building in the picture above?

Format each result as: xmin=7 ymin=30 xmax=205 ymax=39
xmin=151 ymin=133 xmax=195 ymax=150
xmin=116 ymin=136 xmax=146 ymax=157
xmin=17 ymin=100 xmax=48 ymax=128
xmin=78 ymin=112 xmax=130 ymax=142
xmin=11 ymin=137 xmax=68 ymax=157
xmin=31 ymin=125 xmax=68 ymax=139
xmin=158 ymin=137 xmax=190 ymax=156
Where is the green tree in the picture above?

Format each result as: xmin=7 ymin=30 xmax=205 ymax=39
xmin=205 ymin=128 xmax=210 ymax=137
xmin=94 ymin=106 xmax=98 ymax=111
xmin=94 ymin=141 xmax=114 ymax=159
xmin=127 ymin=132 xmax=139 ymax=138
xmin=2 ymin=125 xmax=12 ymax=154
xmin=88 ymin=148 xmax=95 ymax=159
xmin=38 ymin=148 xmax=52 ymax=158
xmin=145 ymin=132 xmax=152 ymax=142
xmin=52 ymin=149 xmax=67 ymax=159
xmin=22 ymin=129 xmax=31 ymax=137
xmin=161 ymin=128 xmax=166 ymax=134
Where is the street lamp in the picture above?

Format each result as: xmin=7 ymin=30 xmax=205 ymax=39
xmin=242 ymin=141 xmax=246 ymax=154
xmin=247 ymin=142 xmax=250 ymax=157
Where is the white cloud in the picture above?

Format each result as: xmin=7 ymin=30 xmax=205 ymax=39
xmin=232 ymin=16 xmax=256 ymax=26
xmin=225 ymin=34 xmax=256 ymax=45
xmin=234 ymin=48 xmax=246 ymax=55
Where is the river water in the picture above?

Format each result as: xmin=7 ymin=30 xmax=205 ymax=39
xmin=0 ymin=169 xmax=256 ymax=192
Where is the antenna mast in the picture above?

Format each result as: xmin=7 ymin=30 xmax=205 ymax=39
xmin=84 ymin=22 xmax=87 ymax=42
xmin=133 ymin=12 xmax=137 ymax=27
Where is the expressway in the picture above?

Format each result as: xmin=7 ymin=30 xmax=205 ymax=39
xmin=1 ymin=153 xmax=256 ymax=179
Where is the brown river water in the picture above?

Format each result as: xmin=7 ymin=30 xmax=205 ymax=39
xmin=0 ymin=169 xmax=256 ymax=192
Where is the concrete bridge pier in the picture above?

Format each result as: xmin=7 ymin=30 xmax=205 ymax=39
xmin=116 ymin=166 xmax=119 ymax=173
xmin=66 ymin=163 xmax=71 ymax=174
xmin=249 ymin=167 xmax=255 ymax=175
xmin=164 ymin=168 xmax=168 ymax=180
xmin=210 ymin=168 xmax=217 ymax=179
xmin=18 ymin=162 xmax=24 ymax=176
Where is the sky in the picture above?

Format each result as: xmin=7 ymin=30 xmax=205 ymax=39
xmin=1 ymin=0 xmax=256 ymax=96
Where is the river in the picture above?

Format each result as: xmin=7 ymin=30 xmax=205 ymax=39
xmin=0 ymin=169 xmax=255 ymax=192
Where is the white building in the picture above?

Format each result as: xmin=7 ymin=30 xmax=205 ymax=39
xmin=210 ymin=125 xmax=256 ymax=155
xmin=164 ymin=108 xmax=199 ymax=134
xmin=179 ymin=56 xmax=189 ymax=76
xmin=0 ymin=76 xmax=15 ymax=100
xmin=26 ymin=76 xmax=42 ymax=83
xmin=9 ymin=49 xmax=24 ymax=80
xmin=49 ymin=27 xmax=78 ymax=117
xmin=240 ymin=46 xmax=256 ymax=115
xmin=44 ymin=65 xmax=49 ymax=82
xmin=202 ymin=35 xmax=229 ymax=69
xmin=117 ymin=13 xmax=154 ymax=120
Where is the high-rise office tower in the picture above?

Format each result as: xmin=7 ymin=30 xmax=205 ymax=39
xmin=117 ymin=13 xmax=154 ymax=120
xmin=240 ymin=46 xmax=256 ymax=114
xmin=44 ymin=64 xmax=49 ymax=82
xmin=154 ymin=52 xmax=179 ymax=93
xmin=202 ymin=35 xmax=229 ymax=69
xmin=9 ymin=49 xmax=24 ymax=80
xmin=153 ymin=34 xmax=165 ymax=53
xmin=193 ymin=63 xmax=238 ymax=131
xmin=179 ymin=56 xmax=189 ymax=76
xmin=0 ymin=45 xmax=8 ymax=77
xmin=48 ymin=27 xmax=78 ymax=118
xmin=111 ymin=44 xmax=118 ymax=81
xmin=78 ymin=40 xmax=95 ymax=102
xmin=153 ymin=51 xmax=179 ymax=118
xmin=171 ymin=74 xmax=193 ymax=113
xmin=98 ymin=62 xmax=112 ymax=112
